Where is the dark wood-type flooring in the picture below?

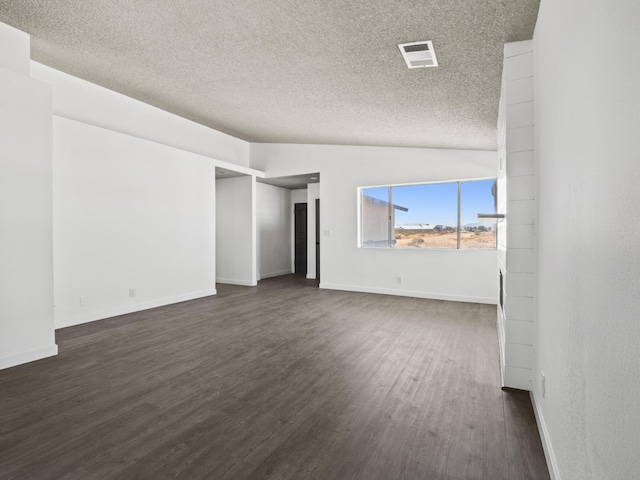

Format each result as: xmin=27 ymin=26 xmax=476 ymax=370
xmin=0 ymin=275 xmax=550 ymax=480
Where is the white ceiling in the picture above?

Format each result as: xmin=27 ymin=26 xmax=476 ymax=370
xmin=215 ymin=168 xmax=319 ymax=190
xmin=0 ymin=0 xmax=540 ymax=151
xmin=257 ymin=174 xmax=319 ymax=190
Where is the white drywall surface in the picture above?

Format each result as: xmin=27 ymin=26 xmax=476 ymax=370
xmin=53 ymin=117 xmax=217 ymax=328
xmin=31 ymin=62 xmax=250 ymax=168
xmin=26 ymin=60 xmax=262 ymax=328
xmin=252 ymin=143 xmax=498 ymax=303
xmin=0 ymin=22 xmax=57 ymax=369
xmin=0 ymin=22 xmax=29 ymax=76
xmin=534 ymin=1 xmax=640 ymax=478
xmin=256 ymin=182 xmax=292 ymax=279
xmin=216 ymin=176 xmax=256 ymax=286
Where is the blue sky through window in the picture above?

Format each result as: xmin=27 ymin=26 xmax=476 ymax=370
xmin=461 ymin=180 xmax=496 ymax=226
xmin=394 ymin=183 xmax=457 ymax=226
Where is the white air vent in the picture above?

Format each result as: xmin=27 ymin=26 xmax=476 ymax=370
xmin=398 ymin=41 xmax=438 ymax=68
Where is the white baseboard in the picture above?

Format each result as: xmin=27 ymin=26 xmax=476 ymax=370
xmin=0 ymin=344 xmax=58 ymax=370
xmin=259 ymin=270 xmax=292 ymax=280
xmin=55 ymin=289 xmax=217 ymax=329
xmin=306 ymin=274 xmax=316 ymax=280
xmin=319 ymin=283 xmax=496 ymax=305
xmin=216 ymin=278 xmax=257 ymax=286
xmin=530 ymin=383 xmax=561 ymax=480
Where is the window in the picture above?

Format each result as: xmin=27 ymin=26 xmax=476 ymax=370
xmin=460 ymin=179 xmax=498 ymax=249
xmin=360 ymin=179 xmax=497 ymax=249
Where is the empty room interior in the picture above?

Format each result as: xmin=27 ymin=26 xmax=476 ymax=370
xmin=0 ymin=1 xmax=638 ymax=479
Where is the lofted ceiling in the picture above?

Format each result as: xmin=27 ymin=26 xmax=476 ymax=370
xmin=0 ymin=0 xmax=539 ymax=151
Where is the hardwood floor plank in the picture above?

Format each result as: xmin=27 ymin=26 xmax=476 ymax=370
xmin=503 ymin=390 xmax=552 ymax=480
xmin=0 ymin=275 xmax=549 ymax=480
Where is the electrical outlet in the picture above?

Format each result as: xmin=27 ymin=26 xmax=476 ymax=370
xmin=541 ymin=372 xmax=546 ymax=399
xmin=396 ymin=276 xmax=402 ymax=284
xmin=129 ymin=288 xmax=136 ymax=298
xmin=79 ymin=297 xmax=86 ymax=306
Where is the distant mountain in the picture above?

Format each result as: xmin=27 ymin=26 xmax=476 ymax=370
xmin=462 ymin=222 xmax=483 ymax=228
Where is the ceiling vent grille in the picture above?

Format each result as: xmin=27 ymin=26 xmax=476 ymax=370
xmin=398 ymin=41 xmax=438 ymax=68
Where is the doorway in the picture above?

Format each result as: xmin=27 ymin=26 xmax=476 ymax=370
xmin=294 ymin=203 xmax=307 ymax=274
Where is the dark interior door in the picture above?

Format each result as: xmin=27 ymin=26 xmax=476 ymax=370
xmin=315 ymin=199 xmax=320 ymax=281
xmin=294 ymin=203 xmax=307 ymax=275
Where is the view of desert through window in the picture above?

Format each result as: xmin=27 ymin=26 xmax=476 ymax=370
xmin=393 ymin=228 xmax=496 ymax=249
xmin=361 ymin=179 xmax=498 ymax=249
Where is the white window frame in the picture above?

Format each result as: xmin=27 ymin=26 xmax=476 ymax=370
xmin=358 ymin=178 xmax=497 ymax=250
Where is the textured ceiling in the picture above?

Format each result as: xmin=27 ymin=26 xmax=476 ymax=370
xmin=0 ymin=0 xmax=539 ymax=150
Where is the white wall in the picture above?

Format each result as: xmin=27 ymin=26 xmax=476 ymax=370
xmin=216 ymin=176 xmax=257 ymax=286
xmin=252 ymin=143 xmax=498 ymax=303
xmin=533 ymin=1 xmax=640 ymax=479
xmin=256 ymin=182 xmax=292 ymax=279
xmin=53 ymin=117 xmax=217 ymax=328
xmin=23 ymin=60 xmax=263 ymax=329
xmin=291 ymin=189 xmax=308 ymax=204
xmin=31 ymin=63 xmax=250 ymax=168
xmin=0 ymin=22 xmax=57 ymax=369
xmin=0 ymin=22 xmax=29 ymax=76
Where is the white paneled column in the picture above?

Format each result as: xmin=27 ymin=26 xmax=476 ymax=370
xmin=497 ymin=40 xmax=536 ymax=390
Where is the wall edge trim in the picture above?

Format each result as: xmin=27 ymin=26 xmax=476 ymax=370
xmin=530 ymin=385 xmax=561 ymax=480
xmin=216 ymin=279 xmax=257 ymax=287
xmin=0 ymin=344 xmax=58 ymax=370
xmin=54 ymin=289 xmax=217 ymax=329
xmin=259 ymin=270 xmax=293 ymax=280
xmin=319 ymin=283 xmax=496 ymax=304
